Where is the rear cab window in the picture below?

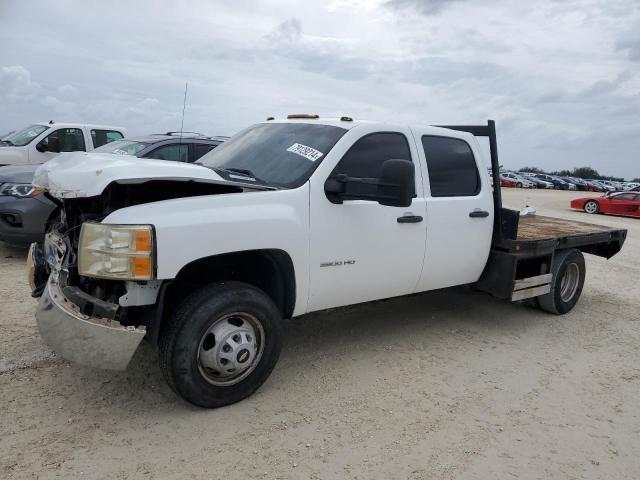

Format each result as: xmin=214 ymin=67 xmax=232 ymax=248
xmin=421 ymin=136 xmax=480 ymax=197
xmin=91 ymin=129 xmax=124 ymax=148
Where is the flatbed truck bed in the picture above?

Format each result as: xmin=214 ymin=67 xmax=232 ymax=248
xmin=476 ymin=210 xmax=627 ymax=302
xmin=515 ymin=215 xmax=620 ymax=241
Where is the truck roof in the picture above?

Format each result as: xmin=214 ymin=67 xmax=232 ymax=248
xmin=263 ymin=116 xmax=474 ymax=139
xmin=36 ymin=121 xmax=127 ymax=131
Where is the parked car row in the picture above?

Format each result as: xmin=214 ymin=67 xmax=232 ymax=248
xmin=504 ymin=171 xmax=638 ymax=192
xmin=0 ymin=123 xmax=227 ymax=246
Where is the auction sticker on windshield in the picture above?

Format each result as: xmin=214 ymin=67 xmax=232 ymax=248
xmin=287 ymin=143 xmax=323 ymax=162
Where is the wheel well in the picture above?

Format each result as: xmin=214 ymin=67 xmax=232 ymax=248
xmin=147 ymin=249 xmax=296 ymax=346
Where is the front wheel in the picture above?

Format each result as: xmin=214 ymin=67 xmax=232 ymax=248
xmin=537 ymin=249 xmax=585 ymax=315
xmin=584 ymin=200 xmax=599 ymax=214
xmin=159 ymin=281 xmax=282 ymax=408
xmin=516 ymin=182 xmax=523 ymax=188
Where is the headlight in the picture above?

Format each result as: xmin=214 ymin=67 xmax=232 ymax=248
xmin=78 ymin=223 xmax=155 ymax=280
xmin=0 ymin=183 xmax=43 ymax=197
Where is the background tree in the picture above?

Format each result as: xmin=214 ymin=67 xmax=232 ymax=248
xmin=518 ymin=166 xmax=545 ymax=173
xmin=571 ymin=167 xmax=600 ymax=179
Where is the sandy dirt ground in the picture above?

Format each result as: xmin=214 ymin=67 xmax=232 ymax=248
xmin=1 ymin=189 xmax=638 ymax=480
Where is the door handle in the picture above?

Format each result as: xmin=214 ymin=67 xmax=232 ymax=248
xmin=469 ymin=210 xmax=489 ymax=218
xmin=397 ymin=215 xmax=423 ymax=223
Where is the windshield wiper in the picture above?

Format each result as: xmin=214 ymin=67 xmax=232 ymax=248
xmin=0 ymin=140 xmax=14 ymax=146
xmin=211 ymin=167 xmax=278 ymax=189
xmin=224 ymin=167 xmax=257 ymax=178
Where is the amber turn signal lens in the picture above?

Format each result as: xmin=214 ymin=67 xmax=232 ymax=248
xmin=131 ymin=256 xmax=152 ymax=278
xmin=134 ymin=229 xmax=152 ymax=253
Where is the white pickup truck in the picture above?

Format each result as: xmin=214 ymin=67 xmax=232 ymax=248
xmin=0 ymin=122 xmax=126 ymax=166
xmin=29 ymin=117 xmax=627 ymax=408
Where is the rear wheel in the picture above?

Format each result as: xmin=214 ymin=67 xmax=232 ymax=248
xmin=159 ymin=281 xmax=282 ymax=408
xmin=537 ymin=249 xmax=585 ymax=315
xmin=584 ymin=200 xmax=599 ymax=214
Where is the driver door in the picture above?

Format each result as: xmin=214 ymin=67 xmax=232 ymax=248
xmin=307 ymin=128 xmax=427 ymax=312
xmin=32 ymin=128 xmax=87 ymax=163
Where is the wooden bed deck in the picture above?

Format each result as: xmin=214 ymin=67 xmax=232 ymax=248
xmin=516 ymin=215 xmax=616 ymax=241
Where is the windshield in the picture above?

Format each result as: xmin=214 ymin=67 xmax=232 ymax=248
xmin=196 ymin=122 xmax=347 ymax=188
xmin=92 ymin=139 xmax=150 ymax=156
xmin=2 ymin=124 xmax=49 ymax=146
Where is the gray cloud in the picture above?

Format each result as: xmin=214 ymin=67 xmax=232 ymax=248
xmin=617 ymin=39 xmax=640 ymax=61
xmin=385 ymin=0 xmax=466 ymax=15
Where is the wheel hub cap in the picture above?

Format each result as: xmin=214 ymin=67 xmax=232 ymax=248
xmin=198 ymin=313 xmax=263 ymax=385
xmin=560 ymin=263 xmax=580 ymax=302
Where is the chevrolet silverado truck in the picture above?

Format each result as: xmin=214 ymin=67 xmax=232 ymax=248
xmin=29 ymin=117 xmax=627 ymax=408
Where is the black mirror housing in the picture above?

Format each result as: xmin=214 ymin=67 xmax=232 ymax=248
xmin=377 ymin=159 xmax=415 ymax=207
xmin=324 ymin=159 xmax=415 ymax=207
xmin=35 ymin=142 xmax=48 ymax=153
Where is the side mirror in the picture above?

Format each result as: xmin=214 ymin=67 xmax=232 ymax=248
xmin=324 ymin=159 xmax=415 ymax=207
xmin=48 ymin=137 xmax=61 ymax=153
xmin=35 ymin=142 xmax=48 ymax=153
xmin=377 ymin=159 xmax=414 ymax=207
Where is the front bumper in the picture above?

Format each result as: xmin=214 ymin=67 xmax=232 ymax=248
xmin=36 ymin=277 xmax=146 ymax=370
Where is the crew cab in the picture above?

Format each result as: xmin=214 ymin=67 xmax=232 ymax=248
xmin=29 ymin=117 xmax=627 ymax=408
xmin=0 ymin=122 xmax=126 ymax=166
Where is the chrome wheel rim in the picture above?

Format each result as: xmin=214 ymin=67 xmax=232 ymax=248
xmin=560 ymin=263 xmax=580 ymax=302
xmin=197 ymin=312 xmax=264 ymax=386
xmin=584 ymin=201 xmax=598 ymax=214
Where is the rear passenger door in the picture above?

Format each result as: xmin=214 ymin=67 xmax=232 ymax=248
xmin=411 ymin=128 xmax=494 ymax=291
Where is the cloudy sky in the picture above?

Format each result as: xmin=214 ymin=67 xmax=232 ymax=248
xmin=1 ymin=0 xmax=638 ymax=178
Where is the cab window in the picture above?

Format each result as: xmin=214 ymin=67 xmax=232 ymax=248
xmin=145 ymin=144 xmax=189 ymax=162
xmin=329 ymin=132 xmax=413 ymax=197
xmin=38 ymin=128 xmax=86 ymax=152
xmin=193 ymin=143 xmax=217 ymax=161
xmin=422 ymin=136 xmax=479 ymax=197
xmin=91 ymin=129 xmax=124 ymax=148
xmin=614 ymin=194 xmax=635 ymax=201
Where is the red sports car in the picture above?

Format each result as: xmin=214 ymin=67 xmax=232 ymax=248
xmin=570 ymin=191 xmax=640 ymax=218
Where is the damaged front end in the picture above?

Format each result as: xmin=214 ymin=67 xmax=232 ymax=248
xmin=29 ymin=174 xmax=259 ymax=370
xmin=33 ymin=228 xmax=146 ymax=370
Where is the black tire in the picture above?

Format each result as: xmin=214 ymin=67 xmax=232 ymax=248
xmin=159 ymin=281 xmax=282 ymax=408
xmin=584 ymin=200 xmax=599 ymax=214
xmin=537 ymin=249 xmax=585 ymax=315
xmin=516 ymin=182 xmax=523 ymax=188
